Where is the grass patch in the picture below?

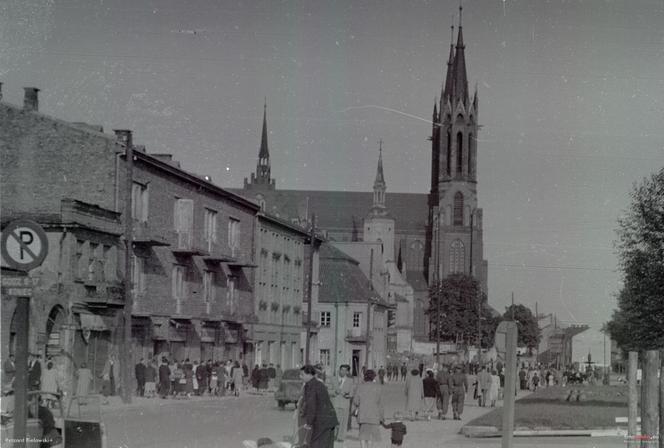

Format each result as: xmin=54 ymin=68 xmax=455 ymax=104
xmin=467 ymin=385 xmax=629 ymax=430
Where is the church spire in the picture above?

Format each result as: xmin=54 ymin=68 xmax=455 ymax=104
xmin=371 ymin=140 xmax=387 ymax=214
xmin=453 ymin=4 xmax=469 ymax=104
xmin=259 ymin=99 xmax=269 ymax=159
xmin=443 ymin=24 xmax=455 ymax=103
xmin=243 ymin=99 xmax=275 ymax=190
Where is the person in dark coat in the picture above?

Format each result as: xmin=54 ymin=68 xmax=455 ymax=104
xmin=135 ymin=358 xmax=146 ymax=397
xmin=267 ymin=363 xmax=277 ymax=390
xmin=450 ymin=365 xmax=468 ymax=420
xmin=158 ymin=358 xmax=171 ymax=399
xmin=422 ymin=370 xmax=440 ymax=419
xmin=258 ymin=363 xmax=270 ymax=391
xmin=251 ymin=364 xmax=260 ymax=391
xmin=378 ymin=366 xmax=386 ymax=385
xmin=299 ymin=364 xmax=338 ymax=448
xmin=28 ymin=354 xmax=42 ymax=391
xmin=400 ymin=364 xmax=407 ymax=382
xmin=196 ymin=362 xmax=208 ymax=396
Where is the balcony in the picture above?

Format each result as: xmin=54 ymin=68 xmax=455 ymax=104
xmin=79 ymin=281 xmax=124 ymax=307
xmin=133 ymin=221 xmax=170 ymax=247
xmin=171 ymin=231 xmax=209 ymax=256
xmin=345 ymin=328 xmax=368 ymax=343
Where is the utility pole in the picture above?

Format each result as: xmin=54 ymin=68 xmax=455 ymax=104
xmin=116 ymin=129 xmax=134 ymax=405
xmin=434 ymin=212 xmax=441 ymax=366
xmin=511 ymin=292 xmax=515 ymax=320
xmin=364 ymin=249 xmax=374 ymax=369
xmin=304 ymin=214 xmax=316 ymax=365
xmin=535 ymin=302 xmax=539 ymax=364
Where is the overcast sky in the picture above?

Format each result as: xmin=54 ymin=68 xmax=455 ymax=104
xmin=2 ymin=0 xmax=663 ymax=365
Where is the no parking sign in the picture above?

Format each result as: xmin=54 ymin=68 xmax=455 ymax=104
xmin=1 ymin=219 xmax=49 ymax=271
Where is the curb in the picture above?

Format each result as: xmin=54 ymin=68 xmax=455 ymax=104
xmin=461 ymin=425 xmax=627 ymax=438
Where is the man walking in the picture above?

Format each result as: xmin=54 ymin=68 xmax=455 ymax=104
xmin=300 ymin=365 xmax=338 ymax=448
xmin=400 ymin=363 xmax=407 ymax=382
xmin=332 ymin=364 xmax=353 ymax=443
xmin=158 ymin=358 xmax=171 ymax=399
xmin=436 ymin=365 xmax=452 ymax=419
xmin=477 ymin=366 xmax=492 ymax=407
xmin=450 ymin=365 xmax=468 ymax=420
xmin=135 ymin=358 xmax=146 ymax=397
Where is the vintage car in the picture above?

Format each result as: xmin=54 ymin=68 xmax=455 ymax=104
xmin=274 ymin=368 xmax=303 ymax=410
xmin=1 ymin=391 xmax=106 ymax=448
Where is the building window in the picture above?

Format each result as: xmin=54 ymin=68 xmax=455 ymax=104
xmin=468 ymin=133 xmax=473 ymax=176
xmin=320 ymin=349 xmax=330 ymax=367
xmin=131 ymin=255 xmax=146 ymax=294
xmin=76 ymin=240 xmax=86 ymax=280
xmin=203 ymin=271 xmax=213 ymax=304
xmin=453 ymin=192 xmax=464 ymax=226
xmin=446 ymin=131 xmax=451 ymax=176
xmin=227 ymin=276 xmax=236 ymax=314
xmin=456 ymin=132 xmax=463 ymax=174
xmin=450 ymin=240 xmax=465 ymax=274
xmin=204 ymin=208 xmax=217 ymax=249
xmin=172 ymin=265 xmax=185 ymax=300
xmin=228 ymin=218 xmax=240 ymax=254
xmin=353 ymin=312 xmax=362 ymax=328
xmin=132 ymin=182 xmax=149 ymax=222
xmin=88 ymin=243 xmax=104 ymax=282
xmin=320 ymin=311 xmax=331 ymax=328
xmin=174 ymin=198 xmax=194 ymax=249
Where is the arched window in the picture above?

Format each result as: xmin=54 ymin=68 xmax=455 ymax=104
xmin=468 ymin=133 xmax=473 ymax=176
xmin=446 ymin=131 xmax=451 ymax=176
xmin=453 ymin=192 xmax=464 ymax=226
xmin=456 ymin=132 xmax=463 ymax=174
xmin=449 ymin=240 xmax=465 ymax=274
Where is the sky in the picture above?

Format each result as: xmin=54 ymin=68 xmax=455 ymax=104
xmin=2 ymin=0 xmax=663 ymax=365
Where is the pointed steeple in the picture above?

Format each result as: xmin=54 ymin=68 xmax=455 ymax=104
xmin=453 ymin=4 xmax=469 ymax=104
xmin=243 ymin=99 xmax=276 ymax=190
xmin=370 ymin=140 xmax=387 ymax=215
xmin=397 ymin=245 xmax=403 ymax=272
xmin=374 ymin=139 xmax=385 ymax=187
xmin=433 ymin=97 xmax=438 ymax=124
xmin=259 ymin=99 xmax=269 ymax=159
xmin=443 ymin=25 xmax=455 ymax=103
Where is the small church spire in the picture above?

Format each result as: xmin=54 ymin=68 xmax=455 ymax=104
xmin=371 ymin=140 xmax=387 ymax=214
xmin=243 ymin=99 xmax=275 ymax=190
xmin=443 ymin=25 xmax=455 ymax=102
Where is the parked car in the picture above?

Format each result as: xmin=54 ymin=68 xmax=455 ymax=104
xmin=274 ymin=369 xmax=303 ymax=410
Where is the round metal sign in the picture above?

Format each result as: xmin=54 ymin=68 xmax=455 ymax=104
xmin=1 ymin=219 xmax=49 ymax=271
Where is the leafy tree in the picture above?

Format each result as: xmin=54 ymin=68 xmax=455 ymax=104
xmin=503 ymin=304 xmax=540 ymax=350
xmin=428 ymin=274 xmax=494 ymax=346
xmin=607 ymin=168 xmax=664 ymax=350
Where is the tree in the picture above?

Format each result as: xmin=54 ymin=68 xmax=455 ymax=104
xmin=606 ymin=168 xmax=664 ymax=350
xmin=428 ymin=274 xmax=494 ymax=346
xmin=503 ymin=304 xmax=540 ymax=350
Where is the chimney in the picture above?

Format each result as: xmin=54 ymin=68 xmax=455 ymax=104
xmin=24 ymin=87 xmax=40 ymax=111
xmin=114 ymin=129 xmax=133 ymax=147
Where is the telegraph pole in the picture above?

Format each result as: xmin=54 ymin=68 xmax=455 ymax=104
xmin=116 ymin=129 xmax=134 ymax=405
xmin=304 ymin=214 xmax=316 ymax=365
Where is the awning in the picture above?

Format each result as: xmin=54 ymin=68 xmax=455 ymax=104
xmin=79 ymin=313 xmax=111 ymax=332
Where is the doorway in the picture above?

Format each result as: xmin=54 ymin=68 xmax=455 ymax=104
xmin=352 ymin=350 xmax=361 ymax=377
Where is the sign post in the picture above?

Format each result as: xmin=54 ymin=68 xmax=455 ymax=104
xmin=495 ymin=321 xmax=518 ymax=448
xmin=1 ymin=220 xmax=48 ymax=448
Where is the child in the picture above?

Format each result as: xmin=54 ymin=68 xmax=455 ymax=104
xmin=382 ymin=419 xmax=407 ymax=447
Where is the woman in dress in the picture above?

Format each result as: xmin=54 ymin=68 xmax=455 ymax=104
xmin=232 ymin=361 xmax=244 ymax=397
xmin=488 ymin=370 xmax=500 ymax=407
xmin=353 ymin=369 xmax=384 ymax=448
xmin=76 ymin=362 xmax=92 ymax=397
xmin=41 ymin=361 xmax=60 ymax=408
xmin=251 ymin=364 xmax=260 ymax=392
xmin=405 ymin=368 xmax=423 ymax=421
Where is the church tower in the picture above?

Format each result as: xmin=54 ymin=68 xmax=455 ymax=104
xmin=244 ymin=100 xmax=276 ymax=191
xmin=364 ymin=141 xmax=396 ymax=262
xmin=427 ymin=6 xmax=487 ymax=294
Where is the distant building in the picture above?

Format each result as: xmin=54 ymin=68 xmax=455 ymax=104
xmin=537 ymin=314 xmax=588 ymax=368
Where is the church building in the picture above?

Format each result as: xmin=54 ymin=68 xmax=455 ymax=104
xmin=233 ymin=5 xmax=488 ymax=346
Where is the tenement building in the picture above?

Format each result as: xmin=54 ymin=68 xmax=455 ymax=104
xmin=0 ymin=87 xmax=310 ymax=395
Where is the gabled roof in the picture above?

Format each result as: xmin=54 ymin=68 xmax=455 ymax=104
xmin=229 ymin=188 xmax=428 ymax=234
xmin=318 ymin=242 xmax=382 ymax=304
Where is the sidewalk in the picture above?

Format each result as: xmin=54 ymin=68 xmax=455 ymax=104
xmin=334 ymin=380 xmax=532 ymax=448
xmin=99 ymin=388 xmax=271 ymax=414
